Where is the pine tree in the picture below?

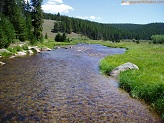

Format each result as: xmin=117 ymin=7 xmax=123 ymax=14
xmin=57 ymin=12 xmax=61 ymax=21
xmin=0 ymin=16 xmax=15 ymax=48
xmin=2 ymin=0 xmax=28 ymax=41
xmin=45 ymin=33 xmax=48 ymax=39
xmin=53 ymin=22 xmax=60 ymax=32
xmin=24 ymin=0 xmax=33 ymax=41
xmin=0 ymin=0 xmax=4 ymax=15
xmin=61 ymin=33 xmax=67 ymax=42
xmin=55 ymin=33 xmax=61 ymax=42
xmin=66 ymin=18 xmax=72 ymax=34
xmin=31 ymin=0 xmax=43 ymax=42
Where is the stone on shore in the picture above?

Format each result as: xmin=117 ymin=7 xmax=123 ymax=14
xmin=110 ymin=62 xmax=139 ymax=77
xmin=16 ymin=51 xmax=27 ymax=57
xmin=0 ymin=61 xmax=5 ymax=66
xmin=9 ymin=55 xmax=16 ymax=59
xmin=28 ymin=50 xmax=33 ymax=55
xmin=28 ymin=46 xmax=41 ymax=53
xmin=0 ymin=49 xmax=10 ymax=53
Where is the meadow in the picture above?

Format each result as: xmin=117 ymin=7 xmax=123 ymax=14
xmin=99 ymin=41 xmax=164 ymax=118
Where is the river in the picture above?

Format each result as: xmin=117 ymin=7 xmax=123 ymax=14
xmin=0 ymin=44 xmax=161 ymax=122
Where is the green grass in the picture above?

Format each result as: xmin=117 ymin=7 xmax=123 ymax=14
xmin=0 ymin=52 xmax=13 ymax=57
xmin=99 ymin=41 xmax=164 ymax=117
xmin=37 ymin=38 xmax=77 ymax=49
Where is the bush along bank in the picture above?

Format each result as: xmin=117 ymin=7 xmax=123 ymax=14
xmin=99 ymin=42 xmax=164 ymax=119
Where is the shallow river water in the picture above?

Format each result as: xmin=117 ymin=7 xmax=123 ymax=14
xmin=0 ymin=44 xmax=161 ymax=122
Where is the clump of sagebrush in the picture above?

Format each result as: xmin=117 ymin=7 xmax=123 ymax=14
xmin=151 ymin=34 xmax=164 ymax=44
xmin=99 ymin=42 xmax=164 ymax=118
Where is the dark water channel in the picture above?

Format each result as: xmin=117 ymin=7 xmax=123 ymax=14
xmin=0 ymin=44 xmax=161 ymax=122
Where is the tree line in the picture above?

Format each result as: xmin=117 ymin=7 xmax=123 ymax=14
xmin=43 ymin=13 xmax=164 ymax=42
xmin=0 ymin=0 xmax=43 ymax=48
xmin=1 ymin=3 xmax=164 ymax=49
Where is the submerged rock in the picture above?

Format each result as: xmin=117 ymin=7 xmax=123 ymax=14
xmin=55 ymin=46 xmax=61 ymax=49
xmin=41 ymin=47 xmax=51 ymax=51
xmin=110 ymin=62 xmax=139 ymax=77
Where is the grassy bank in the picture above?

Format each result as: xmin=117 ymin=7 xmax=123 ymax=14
xmin=0 ymin=38 xmax=77 ymax=58
xmin=99 ymin=41 xmax=164 ymax=118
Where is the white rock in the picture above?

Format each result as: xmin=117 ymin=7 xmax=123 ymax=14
xmin=0 ymin=49 xmax=10 ymax=53
xmin=0 ymin=61 xmax=5 ymax=66
xmin=110 ymin=62 xmax=139 ymax=77
xmin=9 ymin=55 xmax=16 ymax=59
xmin=56 ymin=46 xmax=61 ymax=49
xmin=28 ymin=46 xmax=41 ymax=53
xmin=28 ymin=50 xmax=33 ymax=55
xmin=41 ymin=47 xmax=51 ymax=51
xmin=32 ymin=47 xmax=41 ymax=53
xmin=28 ymin=46 xmax=32 ymax=50
xmin=16 ymin=51 xmax=27 ymax=57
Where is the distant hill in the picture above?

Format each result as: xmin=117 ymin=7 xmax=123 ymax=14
xmin=43 ymin=19 xmax=84 ymax=39
xmin=43 ymin=13 xmax=164 ymax=41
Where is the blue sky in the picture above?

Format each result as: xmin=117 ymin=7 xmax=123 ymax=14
xmin=40 ymin=0 xmax=164 ymax=24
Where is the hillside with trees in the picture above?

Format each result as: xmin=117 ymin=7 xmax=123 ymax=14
xmin=43 ymin=13 xmax=164 ymax=42
xmin=1 ymin=1 xmax=164 ymax=49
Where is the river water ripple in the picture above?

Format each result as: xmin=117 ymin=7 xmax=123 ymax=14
xmin=0 ymin=44 xmax=161 ymax=122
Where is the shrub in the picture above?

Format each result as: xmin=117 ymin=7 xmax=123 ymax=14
xmin=151 ymin=35 xmax=164 ymax=44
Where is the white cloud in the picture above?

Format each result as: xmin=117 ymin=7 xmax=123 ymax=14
xmin=42 ymin=0 xmax=73 ymax=14
xmin=54 ymin=0 xmax=63 ymax=4
xmin=77 ymin=16 xmax=102 ymax=20
xmin=97 ymin=17 xmax=102 ymax=20
xmin=121 ymin=2 xmax=130 ymax=5
xmin=77 ymin=16 xmax=89 ymax=19
xmin=90 ymin=16 xmax=96 ymax=20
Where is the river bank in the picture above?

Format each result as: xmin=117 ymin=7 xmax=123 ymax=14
xmin=98 ymin=41 xmax=164 ymax=119
xmin=0 ymin=39 xmax=76 ymax=65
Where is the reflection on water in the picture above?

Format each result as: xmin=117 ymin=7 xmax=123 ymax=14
xmin=0 ymin=44 xmax=161 ymax=122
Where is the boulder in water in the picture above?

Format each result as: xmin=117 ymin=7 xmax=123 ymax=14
xmin=41 ymin=47 xmax=51 ymax=51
